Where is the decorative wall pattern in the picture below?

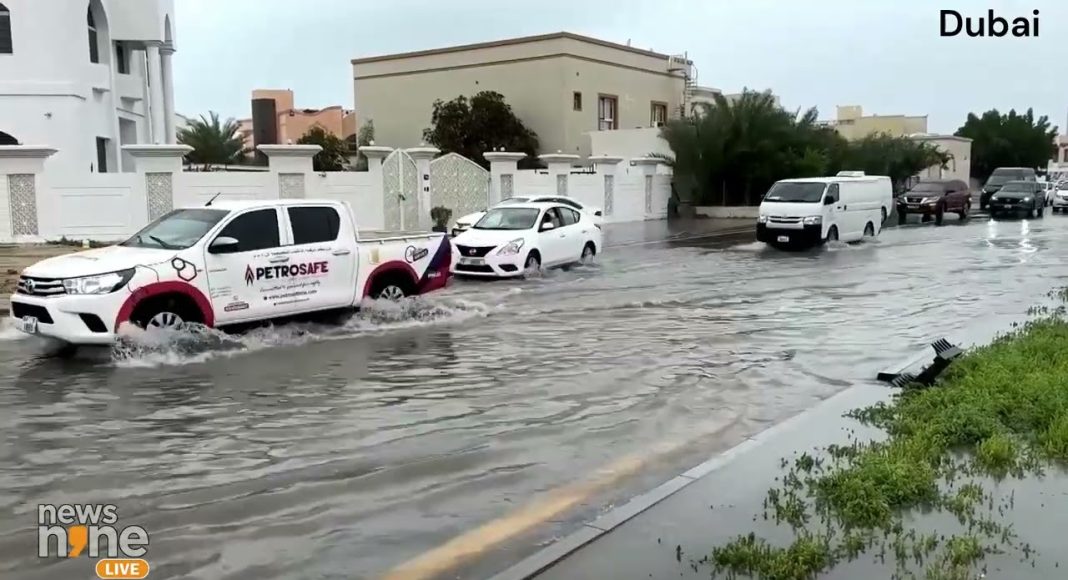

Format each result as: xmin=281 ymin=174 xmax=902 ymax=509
xmin=604 ymin=175 xmax=615 ymax=216
xmin=501 ymin=174 xmax=514 ymax=200
xmin=556 ymin=174 xmax=568 ymax=196
xmin=429 ymin=153 xmax=489 ymax=225
xmin=146 ymin=172 xmax=173 ymax=221
xmin=644 ymin=175 xmax=654 ymax=213
xmin=382 ymin=150 xmax=418 ymax=230
xmin=279 ymin=173 xmax=305 ymax=199
xmin=8 ymin=174 xmax=38 ymax=236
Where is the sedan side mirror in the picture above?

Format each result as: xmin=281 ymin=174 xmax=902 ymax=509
xmin=540 ymin=222 xmax=556 ymax=231
xmin=209 ymin=236 xmax=240 ymax=254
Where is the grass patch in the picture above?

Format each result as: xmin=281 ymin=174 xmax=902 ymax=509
xmin=707 ymin=297 xmax=1068 ymax=578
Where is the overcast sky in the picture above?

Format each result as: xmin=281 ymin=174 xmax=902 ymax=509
xmin=173 ymin=0 xmax=1067 ymax=135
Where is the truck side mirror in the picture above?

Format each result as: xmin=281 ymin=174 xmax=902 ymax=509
xmin=209 ymin=236 xmax=240 ymax=254
xmin=823 ymin=196 xmax=835 ymax=205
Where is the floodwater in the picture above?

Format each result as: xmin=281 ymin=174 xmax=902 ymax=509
xmin=1 ymin=215 xmax=1066 ymax=580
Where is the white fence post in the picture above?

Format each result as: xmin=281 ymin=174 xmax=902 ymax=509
xmin=484 ymin=151 xmax=526 ymax=205
xmin=258 ymin=144 xmax=320 ymax=199
xmin=631 ymin=157 xmax=662 ymax=218
xmin=406 ymin=145 xmax=440 ymax=231
xmin=121 ymin=144 xmax=191 ymax=225
xmin=0 ymin=145 xmax=58 ymax=243
xmin=539 ymin=152 xmax=581 ymax=196
xmin=590 ymin=155 xmax=623 ymax=218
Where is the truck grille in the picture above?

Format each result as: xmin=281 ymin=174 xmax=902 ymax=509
xmin=997 ymin=197 xmax=1020 ymax=204
xmin=906 ymin=197 xmax=924 ymax=203
xmin=455 ymin=245 xmax=496 ymax=258
xmin=16 ymin=276 xmax=66 ymax=296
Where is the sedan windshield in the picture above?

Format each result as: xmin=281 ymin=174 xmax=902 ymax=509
xmin=763 ymin=182 xmax=827 ymax=203
xmin=998 ymin=182 xmax=1032 ymax=193
xmin=474 ymin=207 xmax=541 ymax=230
xmin=121 ymin=208 xmax=230 ymax=250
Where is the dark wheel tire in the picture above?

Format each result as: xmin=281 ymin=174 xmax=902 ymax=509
xmin=863 ymin=223 xmax=875 ymax=238
xmin=959 ymin=203 xmax=970 ymax=220
xmin=898 ymin=212 xmax=907 ymax=225
xmin=935 ymin=209 xmax=944 ymax=226
xmin=374 ymin=282 xmax=409 ymax=301
xmin=880 ymin=207 xmax=888 ymax=224
xmin=825 ymin=226 xmax=839 ymax=243
xmin=1038 ymin=205 xmax=1045 ymax=218
xmin=580 ymin=243 xmax=596 ymax=263
xmin=131 ymin=296 xmax=198 ymax=331
xmin=522 ymin=253 xmax=542 ymax=278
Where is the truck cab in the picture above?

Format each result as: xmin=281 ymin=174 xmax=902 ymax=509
xmin=10 ymin=199 xmax=452 ymax=346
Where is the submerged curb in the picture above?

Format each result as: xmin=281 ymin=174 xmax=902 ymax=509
xmin=488 ymin=347 xmax=940 ymax=580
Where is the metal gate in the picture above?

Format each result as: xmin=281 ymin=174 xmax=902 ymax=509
xmin=429 ymin=153 xmax=490 ymax=225
xmin=382 ymin=149 xmax=419 ymax=231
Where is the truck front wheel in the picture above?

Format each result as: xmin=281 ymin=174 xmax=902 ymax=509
xmin=130 ymin=294 xmax=202 ymax=331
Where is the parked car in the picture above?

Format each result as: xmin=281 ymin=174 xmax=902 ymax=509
xmin=979 ymin=167 xmax=1037 ymax=210
xmin=756 ymin=174 xmax=891 ymax=249
xmin=451 ymin=201 xmax=602 ymax=278
xmin=988 ymin=181 xmax=1045 ymax=219
xmin=10 ymin=199 xmax=452 ymax=347
xmin=452 ymin=196 xmax=603 ymax=237
xmin=1052 ymin=181 xmax=1068 ymax=213
xmin=896 ymin=179 xmax=971 ymax=225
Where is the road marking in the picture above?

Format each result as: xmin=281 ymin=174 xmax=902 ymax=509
xmin=379 ymin=431 xmax=728 ymax=580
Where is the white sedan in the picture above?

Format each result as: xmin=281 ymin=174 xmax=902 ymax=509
xmin=451 ymin=202 xmax=603 ymax=278
xmin=452 ymin=196 xmax=603 ymax=236
xmin=1052 ymin=181 xmax=1068 ymax=213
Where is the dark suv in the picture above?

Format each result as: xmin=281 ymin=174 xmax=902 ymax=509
xmin=980 ymin=167 xmax=1037 ymax=210
xmin=989 ymin=181 xmax=1044 ymax=219
xmin=896 ymin=179 xmax=971 ymax=225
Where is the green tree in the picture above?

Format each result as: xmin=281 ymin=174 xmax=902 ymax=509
xmin=955 ymin=109 xmax=1059 ymax=179
xmin=348 ymin=120 xmax=376 ymax=171
xmin=423 ymin=91 xmax=540 ymax=169
xmin=297 ymin=125 xmax=348 ymax=171
xmin=659 ymin=89 xmax=951 ymax=205
xmin=177 ymin=111 xmax=246 ymax=169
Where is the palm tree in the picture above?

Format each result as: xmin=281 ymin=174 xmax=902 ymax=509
xmin=177 ymin=112 xmax=246 ymax=170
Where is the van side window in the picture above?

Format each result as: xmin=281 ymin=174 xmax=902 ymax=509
xmin=216 ymin=209 xmax=280 ymax=253
xmin=826 ymin=183 xmax=840 ymax=203
xmin=288 ymin=206 xmax=341 ymax=244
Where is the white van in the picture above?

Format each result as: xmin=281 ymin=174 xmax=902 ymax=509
xmin=756 ymin=173 xmax=892 ymax=249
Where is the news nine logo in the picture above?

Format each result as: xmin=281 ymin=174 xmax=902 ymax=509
xmin=38 ymin=503 xmax=150 ymax=579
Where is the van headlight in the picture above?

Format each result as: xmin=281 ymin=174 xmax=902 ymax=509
xmin=497 ymin=238 xmax=525 ymax=256
xmin=757 ymin=215 xmax=768 ymax=223
xmin=62 ymin=269 xmax=135 ymax=295
xmin=803 ymin=216 xmax=822 ymax=225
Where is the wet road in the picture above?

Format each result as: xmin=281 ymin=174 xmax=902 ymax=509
xmin=2 ymin=215 xmax=1067 ymax=579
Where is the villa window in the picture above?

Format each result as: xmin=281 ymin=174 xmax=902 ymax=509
xmin=598 ymin=95 xmax=618 ymax=131
xmin=115 ymin=41 xmax=128 ymax=74
xmin=651 ymin=102 xmax=667 ymax=127
xmin=572 ymin=92 xmax=582 ymax=111
xmin=87 ymin=7 xmax=99 ymax=63
xmin=0 ymin=3 xmax=12 ymax=54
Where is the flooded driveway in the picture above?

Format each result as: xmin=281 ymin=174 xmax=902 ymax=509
xmin=1 ymin=216 xmax=1065 ymax=579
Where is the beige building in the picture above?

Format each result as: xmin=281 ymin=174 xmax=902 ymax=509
xmin=910 ymin=134 xmax=972 ymax=184
xmin=351 ymin=32 xmax=696 ymax=158
xmin=821 ymin=105 xmax=928 ymax=140
xmin=237 ymin=89 xmax=356 ymax=154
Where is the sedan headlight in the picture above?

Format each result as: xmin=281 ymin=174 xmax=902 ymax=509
xmin=757 ymin=215 xmax=768 ymax=223
xmin=802 ymin=216 xmax=822 ymax=225
xmin=62 ymin=269 xmax=135 ymax=295
xmin=1022 ymin=196 xmax=1032 ymax=202
xmin=496 ymin=238 xmax=525 ymax=256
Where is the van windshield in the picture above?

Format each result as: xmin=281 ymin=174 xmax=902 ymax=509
xmin=988 ymin=171 xmax=1023 ymax=186
xmin=763 ymin=182 xmax=827 ymax=203
xmin=121 ymin=208 xmax=230 ymax=250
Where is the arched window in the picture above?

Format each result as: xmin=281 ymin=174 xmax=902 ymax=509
xmin=0 ymin=3 xmax=12 ymax=54
xmin=87 ymin=6 xmax=99 ymax=63
xmin=0 ymin=131 xmax=17 ymax=145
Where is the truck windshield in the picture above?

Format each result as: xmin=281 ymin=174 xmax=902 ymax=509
xmin=121 ymin=208 xmax=230 ymax=250
xmin=762 ymin=182 xmax=827 ymax=203
xmin=474 ymin=208 xmax=540 ymax=230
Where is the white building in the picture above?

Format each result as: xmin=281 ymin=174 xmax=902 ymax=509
xmin=0 ymin=0 xmax=177 ymax=174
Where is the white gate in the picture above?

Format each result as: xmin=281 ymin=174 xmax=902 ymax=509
xmin=430 ymin=153 xmax=490 ymax=225
xmin=382 ymin=149 xmax=419 ymax=231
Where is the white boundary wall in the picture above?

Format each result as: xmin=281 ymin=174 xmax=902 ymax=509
xmin=0 ymin=144 xmax=671 ymax=243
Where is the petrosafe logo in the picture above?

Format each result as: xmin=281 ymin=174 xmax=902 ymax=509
xmin=244 ymin=265 xmax=255 ymax=286
xmin=38 ymin=503 xmax=150 ymax=579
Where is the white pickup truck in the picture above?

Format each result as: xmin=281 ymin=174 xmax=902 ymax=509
xmin=9 ymin=199 xmax=453 ymax=346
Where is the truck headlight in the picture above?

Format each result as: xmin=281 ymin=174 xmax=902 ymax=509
xmin=62 ymin=269 xmax=135 ymax=295
xmin=803 ymin=216 xmax=822 ymax=225
xmin=757 ymin=215 xmax=768 ymax=223
xmin=497 ymin=239 xmax=525 ymax=256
